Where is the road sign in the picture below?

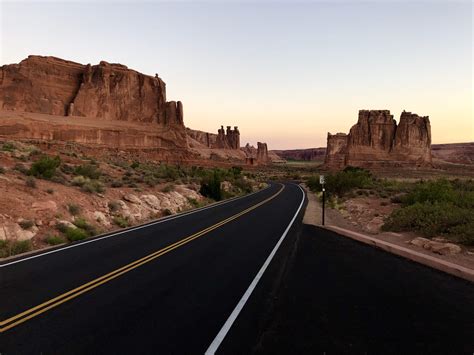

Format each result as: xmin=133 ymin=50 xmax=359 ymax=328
xmin=319 ymin=175 xmax=325 ymax=185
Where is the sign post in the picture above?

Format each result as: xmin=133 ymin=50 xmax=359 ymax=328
xmin=320 ymin=175 xmax=325 ymax=226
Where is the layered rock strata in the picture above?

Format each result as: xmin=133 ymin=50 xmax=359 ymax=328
xmin=325 ymin=110 xmax=432 ymax=169
xmin=0 ymin=55 xmax=187 ymax=153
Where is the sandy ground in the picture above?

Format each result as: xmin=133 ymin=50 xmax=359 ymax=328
xmin=301 ymin=184 xmax=474 ymax=271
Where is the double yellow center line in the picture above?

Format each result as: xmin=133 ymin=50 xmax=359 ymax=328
xmin=0 ymin=184 xmax=284 ymax=333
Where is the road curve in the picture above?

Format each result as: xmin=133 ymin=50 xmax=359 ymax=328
xmin=0 ymin=182 xmax=306 ymax=354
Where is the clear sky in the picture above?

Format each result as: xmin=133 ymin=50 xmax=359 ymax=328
xmin=0 ymin=0 xmax=472 ymax=149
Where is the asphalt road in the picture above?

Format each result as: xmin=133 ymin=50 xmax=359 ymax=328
xmin=0 ymin=182 xmax=306 ymax=354
xmin=219 ymin=224 xmax=474 ymax=355
xmin=2 ymin=181 xmax=473 ymax=354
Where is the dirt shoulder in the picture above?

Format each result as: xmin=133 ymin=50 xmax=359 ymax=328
xmin=301 ymin=184 xmax=474 ymax=272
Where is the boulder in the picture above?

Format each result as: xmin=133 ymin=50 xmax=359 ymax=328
xmin=425 ymin=241 xmax=462 ymax=255
xmin=123 ymin=194 xmax=142 ymax=205
xmin=365 ymin=216 xmax=384 ymax=234
xmin=410 ymin=237 xmax=431 ymax=248
xmin=141 ymin=195 xmax=161 ymax=210
xmin=0 ymin=223 xmax=38 ymax=241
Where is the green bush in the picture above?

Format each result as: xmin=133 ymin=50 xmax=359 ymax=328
xmin=111 ymin=180 xmax=123 ymax=188
xmin=108 ymin=200 xmax=121 ymax=212
xmin=26 ymin=176 xmax=37 ymax=188
xmin=10 ymin=240 xmax=32 ymax=255
xmin=19 ymin=219 xmax=35 ymax=230
xmin=0 ymin=240 xmax=33 ymax=257
xmin=68 ymin=203 xmax=81 ymax=216
xmin=200 ymin=171 xmax=222 ymax=201
xmin=74 ymin=163 xmax=101 ymax=179
xmin=81 ymin=180 xmax=105 ymax=193
xmin=383 ymin=202 xmax=474 ymax=245
xmin=65 ymin=227 xmax=88 ymax=242
xmin=113 ymin=216 xmax=129 ymax=228
xmin=28 ymin=155 xmax=61 ymax=179
xmin=72 ymin=218 xmax=97 ymax=235
xmin=2 ymin=142 xmax=16 ymax=152
xmin=161 ymin=184 xmax=175 ymax=193
xmin=45 ymin=235 xmax=64 ymax=246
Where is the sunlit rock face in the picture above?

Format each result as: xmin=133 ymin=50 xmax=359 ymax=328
xmin=0 ymin=55 xmax=188 ymax=152
xmin=325 ymin=110 xmax=432 ymax=169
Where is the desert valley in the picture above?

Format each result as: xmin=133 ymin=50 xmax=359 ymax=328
xmin=0 ymin=54 xmax=472 ymax=262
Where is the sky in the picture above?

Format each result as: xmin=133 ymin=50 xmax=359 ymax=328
xmin=0 ymin=0 xmax=472 ymax=149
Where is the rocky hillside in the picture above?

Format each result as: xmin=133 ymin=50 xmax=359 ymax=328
xmin=272 ymin=148 xmax=326 ymax=161
xmin=0 ymin=139 xmax=264 ymax=258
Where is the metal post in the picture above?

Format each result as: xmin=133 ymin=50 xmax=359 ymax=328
xmin=322 ymin=187 xmax=325 ymax=226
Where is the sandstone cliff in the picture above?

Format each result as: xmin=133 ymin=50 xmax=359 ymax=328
xmin=0 ymin=55 xmax=187 ymax=155
xmin=0 ymin=56 xmax=184 ymax=125
xmin=325 ymin=110 xmax=432 ymax=169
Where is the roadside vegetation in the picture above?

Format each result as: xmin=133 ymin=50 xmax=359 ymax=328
xmin=307 ymin=167 xmax=474 ymax=245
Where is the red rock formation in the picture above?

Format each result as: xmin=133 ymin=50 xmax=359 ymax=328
xmin=325 ymin=110 xmax=432 ymax=169
xmin=257 ymin=142 xmax=268 ymax=162
xmin=324 ymin=133 xmax=348 ymax=168
xmin=213 ymin=125 xmax=240 ymax=149
xmin=0 ymin=55 xmax=184 ymax=126
xmin=0 ymin=55 xmax=188 ymax=153
xmin=186 ymin=128 xmax=217 ymax=148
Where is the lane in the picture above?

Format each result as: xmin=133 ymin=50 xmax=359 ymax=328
xmin=219 ymin=224 xmax=474 ymax=354
xmin=1 ymin=182 xmax=305 ymax=354
xmin=0 ymin=182 xmax=278 ymax=321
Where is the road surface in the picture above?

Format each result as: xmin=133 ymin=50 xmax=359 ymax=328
xmin=1 ymin=181 xmax=473 ymax=354
xmin=0 ymin=182 xmax=305 ymax=354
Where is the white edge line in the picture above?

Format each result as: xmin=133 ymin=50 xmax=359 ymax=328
xmin=0 ymin=184 xmax=272 ymax=268
xmin=205 ymin=183 xmax=306 ymax=355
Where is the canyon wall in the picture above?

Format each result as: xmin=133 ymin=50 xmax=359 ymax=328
xmin=0 ymin=55 xmax=187 ymax=152
xmin=325 ymin=110 xmax=432 ymax=169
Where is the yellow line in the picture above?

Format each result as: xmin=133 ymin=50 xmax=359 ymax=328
xmin=0 ymin=184 xmax=284 ymax=333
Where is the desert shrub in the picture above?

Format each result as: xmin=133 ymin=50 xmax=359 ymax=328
xmin=26 ymin=176 xmax=37 ymax=188
xmin=230 ymin=166 xmax=242 ymax=178
xmin=161 ymin=184 xmax=175 ymax=193
xmin=28 ymin=155 xmax=61 ymax=179
xmin=45 ymin=235 xmax=64 ymax=245
xmin=19 ymin=219 xmax=35 ymax=230
xmin=68 ymin=203 xmax=81 ymax=216
xmin=14 ymin=163 xmax=29 ymax=175
xmin=2 ymin=142 xmax=16 ymax=152
xmin=72 ymin=217 xmax=97 ymax=235
xmin=130 ymin=161 xmax=140 ymax=169
xmin=144 ymin=175 xmax=159 ymax=187
xmin=60 ymin=164 xmax=75 ymax=175
xmin=402 ymin=179 xmax=455 ymax=206
xmin=46 ymin=188 xmax=54 ymax=194
xmin=0 ymin=166 xmax=5 ymax=174
xmin=113 ymin=216 xmax=129 ymax=228
xmin=81 ymin=180 xmax=105 ymax=193
xmin=383 ymin=202 xmax=474 ymax=245
xmin=72 ymin=175 xmax=88 ymax=187
xmin=65 ymin=227 xmax=88 ymax=242
xmin=233 ymin=177 xmax=253 ymax=194
xmin=108 ymin=200 xmax=121 ymax=212
xmin=50 ymin=174 xmax=67 ymax=185
xmin=0 ymin=240 xmax=33 ymax=257
xmin=200 ymin=171 xmax=222 ymax=201
xmin=390 ymin=194 xmax=405 ymax=204
xmin=10 ymin=240 xmax=32 ymax=255
xmin=187 ymin=197 xmax=200 ymax=208
xmin=74 ymin=163 xmax=101 ymax=179
xmin=111 ymin=180 xmax=123 ymax=188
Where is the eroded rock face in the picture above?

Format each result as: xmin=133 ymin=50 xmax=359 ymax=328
xmin=0 ymin=56 xmax=184 ymax=126
xmin=325 ymin=110 xmax=432 ymax=169
xmin=257 ymin=142 xmax=268 ymax=162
